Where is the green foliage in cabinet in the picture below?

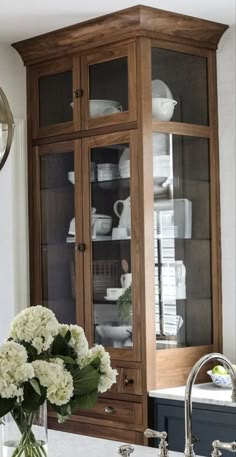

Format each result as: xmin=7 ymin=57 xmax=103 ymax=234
xmin=117 ymin=286 xmax=132 ymax=324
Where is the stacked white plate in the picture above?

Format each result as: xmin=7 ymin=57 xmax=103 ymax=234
xmin=97 ymin=163 xmax=119 ymax=181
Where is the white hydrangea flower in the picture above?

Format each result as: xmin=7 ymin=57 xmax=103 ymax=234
xmin=58 ymin=324 xmax=89 ymax=362
xmin=0 ymin=341 xmax=34 ymax=399
xmin=80 ymin=345 xmax=118 ymax=394
xmin=32 ymin=360 xmax=74 ymax=406
xmin=10 ymin=306 xmax=59 ymax=354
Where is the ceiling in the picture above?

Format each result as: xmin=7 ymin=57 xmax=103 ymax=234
xmin=1 ymin=0 xmax=235 ymax=45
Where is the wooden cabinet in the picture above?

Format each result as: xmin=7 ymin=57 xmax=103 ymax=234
xmin=149 ymin=398 xmax=236 ymax=456
xmin=28 ymin=43 xmax=136 ymax=138
xmin=13 ymin=5 xmax=227 ymax=444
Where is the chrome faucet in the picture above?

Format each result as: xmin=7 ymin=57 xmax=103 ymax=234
xmin=212 ymin=440 xmax=236 ymax=457
xmin=184 ymin=353 xmax=236 ymax=457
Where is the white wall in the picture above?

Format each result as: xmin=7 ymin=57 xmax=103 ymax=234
xmin=217 ymin=25 xmax=236 ymax=362
xmin=0 ymin=44 xmax=27 ymax=342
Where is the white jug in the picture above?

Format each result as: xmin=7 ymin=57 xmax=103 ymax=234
xmin=113 ymin=196 xmax=131 ymax=236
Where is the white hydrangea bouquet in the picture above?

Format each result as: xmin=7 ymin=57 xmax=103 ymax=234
xmin=0 ymin=306 xmax=117 ymax=457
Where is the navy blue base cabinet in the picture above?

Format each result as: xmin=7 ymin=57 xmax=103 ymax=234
xmin=149 ymin=398 xmax=236 ymax=456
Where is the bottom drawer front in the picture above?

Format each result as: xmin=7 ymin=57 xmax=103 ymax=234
xmin=48 ymin=417 xmax=144 ymax=444
xmin=78 ymin=399 xmax=143 ymax=425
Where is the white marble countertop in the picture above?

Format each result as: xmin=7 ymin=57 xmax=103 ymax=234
xmin=149 ymin=382 xmax=236 ymax=407
xmin=0 ymin=429 xmax=204 ymax=457
xmin=47 ymin=429 xmax=203 ymax=457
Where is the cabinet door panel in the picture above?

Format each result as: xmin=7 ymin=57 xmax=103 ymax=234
xmin=82 ymin=131 xmax=141 ymax=361
xmin=81 ymin=43 xmax=137 ymax=129
xmin=33 ymin=141 xmax=83 ymax=326
xmin=30 ymin=59 xmax=75 ymax=139
xmin=151 ymin=46 xmax=209 ymax=126
xmin=152 ymin=401 xmax=236 ymax=457
xmin=152 ymin=133 xmax=213 ymax=349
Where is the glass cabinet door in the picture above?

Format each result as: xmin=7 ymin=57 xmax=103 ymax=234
xmin=152 ymin=132 xmax=212 ymax=349
xmin=32 ymin=59 xmax=74 ymax=138
xmin=83 ymin=133 xmax=138 ymax=353
xmin=151 ymin=47 xmax=209 ymax=125
xmin=81 ymin=44 xmax=136 ymax=129
xmin=38 ymin=144 xmax=77 ymax=324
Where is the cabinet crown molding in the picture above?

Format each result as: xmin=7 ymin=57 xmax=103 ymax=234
xmin=12 ymin=5 xmax=228 ymax=66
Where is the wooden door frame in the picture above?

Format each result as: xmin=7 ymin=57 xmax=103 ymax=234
xmin=81 ymin=130 xmax=141 ymax=362
xmin=81 ymin=42 xmax=137 ymax=130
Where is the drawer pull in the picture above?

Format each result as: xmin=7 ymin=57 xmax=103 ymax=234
xmin=124 ymin=376 xmax=134 ymax=386
xmin=104 ymin=406 xmax=116 ymax=414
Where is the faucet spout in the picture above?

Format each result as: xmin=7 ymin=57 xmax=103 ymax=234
xmin=184 ymin=353 xmax=236 ymax=457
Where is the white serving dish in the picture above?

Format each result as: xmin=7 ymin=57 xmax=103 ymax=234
xmin=89 ymin=100 xmax=122 ymax=117
xmin=70 ymin=100 xmax=122 ymax=117
xmin=207 ymin=370 xmax=232 ymax=388
xmin=152 ymin=98 xmax=177 ymax=121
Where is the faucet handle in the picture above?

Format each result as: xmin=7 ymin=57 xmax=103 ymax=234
xmin=118 ymin=444 xmax=135 ymax=457
xmin=212 ymin=440 xmax=236 ymax=457
xmin=144 ymin=428 xmax=169 ymax=457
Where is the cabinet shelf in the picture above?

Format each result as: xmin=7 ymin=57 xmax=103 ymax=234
xmin=92 ymin=177 xmax=130 ymax=190
xmin=66 ymin=237 xmax=131 ymax=243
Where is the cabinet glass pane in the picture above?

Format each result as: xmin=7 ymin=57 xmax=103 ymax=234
xmin=153 ymin=133 xmax=212 ymax=349
xmin=40 ymin=151 xmax=76 ymax=323
xmin=89 ymin=57 xmax=128 ymax=118
xmin=152 ymin=48 xmax=208 ymax=125
xmin=90 ymin=143 xmax=133 ymax=348
xmin=39 ymin=71 xmax=73 ymax=127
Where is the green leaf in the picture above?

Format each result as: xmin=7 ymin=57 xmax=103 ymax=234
xmin=73 ymin=364 xmax=99 ymax=396
xmin=72 ymin=390 xmax=98 ymax=410
xmin=0 ymin=397 xmax=16 ymax=418
xmin=90 ymin=357 xmax=101 ymax=370
xmin=22 ymin=380 xmax=46 ymax=411
xmin=64 ymin=330 xmax=71 ymax=343
xmin=30 ymin=379 xmax=41 ymax=396
xmin=18 ymin=341 xmax=38 ymax=362
xmin=50 ymin=334 xmax=77 ymax=360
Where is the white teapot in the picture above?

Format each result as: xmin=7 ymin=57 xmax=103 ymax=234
xmin=113 ymin=196 xmax=131 ymax=236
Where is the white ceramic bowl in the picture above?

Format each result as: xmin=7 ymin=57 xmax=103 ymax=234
xmin=89 ymin=100 xmax=121 ymax=117
xmin=152 ymin=98 xmax=177 ymax=121
xmin=96 ymin=324 xmax=132 ymax=347
xmin=207 ymin=370 xmax=232 ymax=388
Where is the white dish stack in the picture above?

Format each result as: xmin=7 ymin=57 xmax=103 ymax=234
xmin=97 ymin=163 xmax=119 ymax=181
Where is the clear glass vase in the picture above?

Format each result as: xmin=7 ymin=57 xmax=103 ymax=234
xmin=1 ymin=402 xmax=48 ymax=457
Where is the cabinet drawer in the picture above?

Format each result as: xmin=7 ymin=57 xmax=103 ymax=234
xmin=48 ymin=417 xmax=144 ymax=444
xmin=117 ymin=368 xmax=142 ymax=395
xmin=78 ymin=398 xmax=143 ymax=426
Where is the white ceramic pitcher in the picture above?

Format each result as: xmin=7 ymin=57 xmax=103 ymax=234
xmin=113 ymin=196 xmax=131 ymax=236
